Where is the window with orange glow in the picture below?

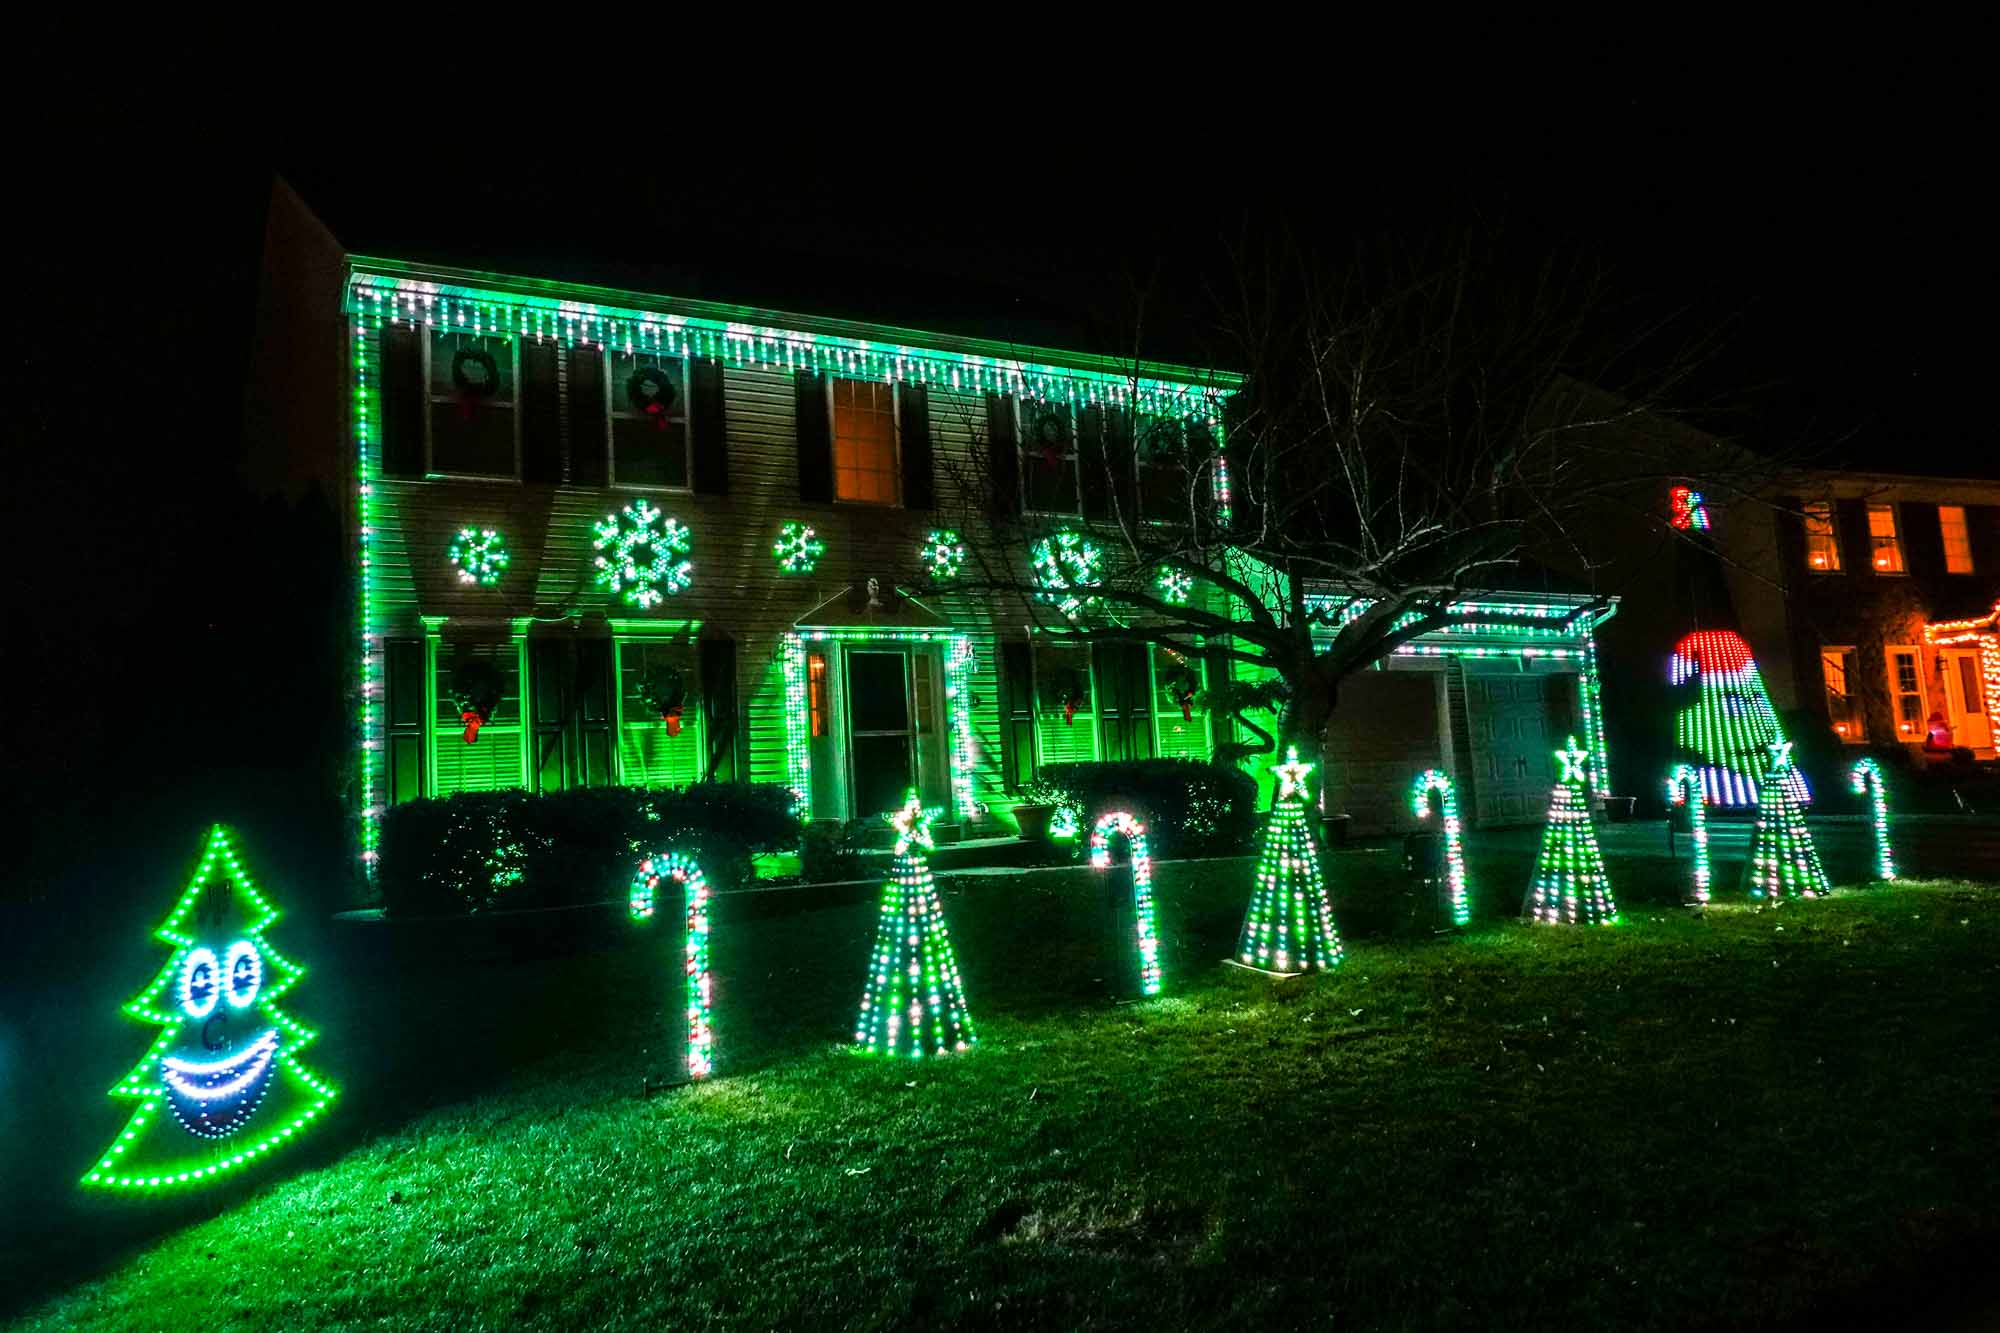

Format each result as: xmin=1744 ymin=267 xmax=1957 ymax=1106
xmin=1887 ymin=646 xmax=1924 ymax=736
xmin=1821 ymin=646 xmax=1862 ymax=742
xmin=830 ymin=379 xmax=899 ymax=504
xmin=1940 ymin=505 xmax=1975 ymax=573
xmin=1803 ymin=501 xmax=1840 ymax=571
xmin=1867 ymin=504 xmax=1905 ymax=573
xmin=807 ymin=653 xmax=829 ymax=738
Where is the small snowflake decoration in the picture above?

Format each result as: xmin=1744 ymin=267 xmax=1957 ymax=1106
xmin=593 ymin=500 xmax=692 ymax=608
xmin=1272 ymin=746 xmax=1316 ymax=803
xmin=1030 ymin=529 xmax=1103 ymax=618
xmin=1155 ymin=565 xmax=1193 ymax=605
xmin=448 ymin=527 xmax=510 ymax=587
xmin=920 ymin=530 xmax=966 ymax=582
xmin=773 ymin=522 xmax=825 ymax=575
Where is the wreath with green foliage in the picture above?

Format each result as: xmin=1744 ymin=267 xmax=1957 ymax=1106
xmin=638 ymin=665 xmax=699 ymax=736
xmin=451 ymin=347 xmax=499 ymax=400
xmin=626 ymin=365 xmax=678 ymax=429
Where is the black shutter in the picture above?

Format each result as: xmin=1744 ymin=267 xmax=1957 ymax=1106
xmin=795 ymin=371 xmax=832 ymax=502
xmin=690 ymin=358 xmax=729 ymax=495
xmin=1078 ymin=406 xmax=1110 ymax=521
xmin=385 ymin=638 xmax=426 ymax=803
xmin=999 ymin=640 xmax=1036 ymax=791
xmin=1903 ymin=501 xmax=1943 ymax=578
xmin=520 ymin=339 xmax=562 ymax=483
xmin=1203 ymin=646 xmax=1234 ymax=757
xmin=986 ymin=393 xmax=1018 ymax=516
xmin=567 ymin=344 xmax=608 ymax=486
xmin=699 ymin=638 xmax=739 ymax=782
xmin=899 ymin=382 xmax=934 ymax=509
xmin=379 ymin=324 xmax=425 ymax=478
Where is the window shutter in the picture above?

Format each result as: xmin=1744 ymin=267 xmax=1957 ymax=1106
xmin=1078 ymin=406 xmax=1110 ymax=521
xmin=567 ymin=344 xmax=608 ymax=486
xmin=999 ymin=640 xmax=1036 ymax=791
xmin=689 ymin=358 xmax=729 ymax=496
xmin=520 ymin=339 xmax=562 ymax=483
xmin=379 ymin=324 xmax=425 ymax=478
xmin=899 ymin=383 xmax=934 ymax=509
xmin=699 ymin=637 xmax=739 ymax=782
xmin=985 ymin=393 xmax=1018 ymax=516
xmin=795 ymin=371 xmax=833 ymax=502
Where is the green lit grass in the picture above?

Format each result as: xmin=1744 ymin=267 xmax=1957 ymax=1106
xmin=10 ymin=872 xmax=2000 ymax=1331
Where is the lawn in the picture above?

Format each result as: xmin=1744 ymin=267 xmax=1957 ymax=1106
xmin=9 ymin=833 xmax=2000 ymax=1332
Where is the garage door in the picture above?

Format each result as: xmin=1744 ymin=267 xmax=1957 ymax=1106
xmin=1465 ymin=672 xmax=1578 ymax=827
xmin=1321 ymin=670 xmax=1445 ymax=835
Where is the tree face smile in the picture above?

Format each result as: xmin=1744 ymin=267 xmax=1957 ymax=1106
xmin=162 ymin=1028 xmax=280 ymax=1139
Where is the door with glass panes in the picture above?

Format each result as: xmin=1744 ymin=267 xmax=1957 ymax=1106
xmin=1941 ymin=648 xmax=1993 ymax=750
xmin=844 ymin=646 xmax=948 ymax=818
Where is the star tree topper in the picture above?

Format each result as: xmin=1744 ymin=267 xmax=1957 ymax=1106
xmin=887 ymin=791 xmax=938 ymax=855
xmin=1556 ymin=736 xmax=1591 ymax=786
xmin=1273 ymin=746 xmax=1316 ymax=802
xmin=1766 ymin=739 xmax=1795 ymax=772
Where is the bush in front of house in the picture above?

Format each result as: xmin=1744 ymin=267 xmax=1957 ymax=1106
xmin=1035 ymin=759 xmax=1259 ymax=858
xmin=376 ymin=783 xmax=800 ymax=917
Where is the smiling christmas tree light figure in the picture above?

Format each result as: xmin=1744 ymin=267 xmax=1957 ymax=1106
xmin=1848 ymin=757 xmax=1897 ymax=881
xmin=1410 ymin=769 xmax=1471 ymax=926
xmin=1234 ymin=748 xmax=1344 ymax=974
xmin=1743 ymin=741 xmax=1832 ymax=900
xmin=1527 ymin=738 xmax=1618 ymax=926
xmin=1665 ymin=764 xmax=1711 ymax=903
xmin=855 ymin=793 xmax=975 ymax=1057
xmin=83 ymin=826 xmax=336 ymax=1192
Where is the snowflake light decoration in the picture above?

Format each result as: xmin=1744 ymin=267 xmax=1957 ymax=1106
xmin=1155 ymin=565 xmax=1193 ymax=605
xmin=772 ymin=522 xmax=825 ymax=575
xmin=593 ymin=500 xmax=693 ymax=608
xmin=447 ymin=528 xmax=510 ymax=587
xmin=920 ymin=530 xmax=966 ymax=581
xmin=1030 ymin=529 xmax=1103 ymax=618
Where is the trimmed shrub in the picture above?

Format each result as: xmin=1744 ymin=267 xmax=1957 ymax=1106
xmin=377 ymin=783 xmax=799 ymax=918
xmin=1036 ymin=759 xmax=1259 ymax=859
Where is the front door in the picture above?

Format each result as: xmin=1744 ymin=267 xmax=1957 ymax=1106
xmin=1940 ymin=648 xmax=1993 ymax=750
xmin=847 ymin=649 xmax=914 ymax=818
xmin=530 ymin=638 xmax=614 ymax=792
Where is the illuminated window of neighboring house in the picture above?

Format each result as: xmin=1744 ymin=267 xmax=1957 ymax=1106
xmin=1019 ymin=400 xmax=1081 ymax=515
xmin=1803 ymin=501 xmax=1841 ymax=572
xmin=1887 ymin=646 xmax=1925 ymax=737
xmin=1940 ymin=505 xmax=1975 ymax=573
xmin=1821 ymin=646 xmax=1862 ymax=742
xmin=1867 ymin=504 xmax=1905 ymax=573
xmin=829 ymin=379 xmax=899 ymax=504
xmin=608 ymin=351 xmax=689 ymax=489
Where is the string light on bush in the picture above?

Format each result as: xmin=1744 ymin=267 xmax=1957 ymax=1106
xmin=1156 ymin=566 xmax=1194 ymax=605
xmin=1670 ymin=629 xmax=1806 ymax=808
xmin=628 ymin=851 xmax=714 ymax=1080
xmin=1046 ymin=805 xmax=1080 ymax=841
xmin=1741 ymin=741 xmax=1831 ymax=900
xmin=593 ymin=500 xmax=693 ymax=608
xmin=447 ymin=527 xmax=510 ymax=586
xmin=1234 ymin=748 xmax=1344 ymax=974
xmin=920 ymin=530 xmax=965 ymax=582
xmin=772 ymin=522 xmax=825 ymax=575
xmin=854 ymin=794 xmax=976 ymax=1058
xmin=1847 ymin=757 xmax=1897 ymax=881
xmin=1527 ymin=738 xmax=1618 ymax=926
xmin=1409 ymin=770 xmax=1471 ymax=926
xmin=1665 ymin=764 xmax=1710 ymax=903
xmin=1031 ymin=529 xmax=1103 ymax=618
xmin=83 ymin=825 xmax=337 ymax=1192
xmin=1089 ymin=811 xmax=1163 ymax=996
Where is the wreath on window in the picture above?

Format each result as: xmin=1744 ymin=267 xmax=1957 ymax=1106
xmin=1040 ymin=669 xmax=1089 ymax=726
xmin=451 ymin=346 xmax=500 ymax=419
xmin=449 ymin=659 xmax=503 ymax=745
xmin=626 ymin=366 xmax=678 ymax=431
xmin=1028 ymin=409 xmax=1067 ymax=471
xmin=1163 ymin=668 xmax=1201 ymax=721
xmin=638 ymin=664 xmax=699 ymax=737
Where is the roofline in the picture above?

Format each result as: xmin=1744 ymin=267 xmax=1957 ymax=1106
xmin=345 ymin=254 xmax=1240 ymax=391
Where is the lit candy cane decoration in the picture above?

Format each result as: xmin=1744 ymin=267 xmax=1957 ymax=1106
xmin=1848 ymin=757 xmax=1896 ymax=880
xmin=1089 ymin=811 xmax=1163 ymax=996
xmin=1409 ymin=770 xmax=1471 ymax=926
xmin=628 ymin=851 xmax=714 ymax=1080
xmin=1665 ymin=764 xmax=1710 ymax=902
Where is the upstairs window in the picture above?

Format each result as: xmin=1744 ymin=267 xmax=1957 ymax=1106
xmin=1867 ymin=503 xmax=1905 ymax=573
xmin=1019 ymin=400 xmax=1081 ymax=515
xmin=1940 ymin=504 xmax=1975 ymax=573
xmin=427 ymin=330 xmax=518 ymax=477
xmin=1803 ymin=501 xmax=1840 ymax=571
xmin=830 ymin=379 xmax=899 ymax=504
xmin=609 ymin=351 xmax=689 ymax=489
xmin=1136 ymin=416 xmax=1192 ymax=520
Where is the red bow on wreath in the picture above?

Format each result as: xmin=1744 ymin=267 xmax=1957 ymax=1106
xmin=1064 ymin=693 xmax=1084 ymax=726
xmin=662 ymin=704 xmax=684 ymax=737
xmin=461 ymin=711 xmax=484 ymax=744
xmin=1177 ymin=687 xmax=1197 ymax=722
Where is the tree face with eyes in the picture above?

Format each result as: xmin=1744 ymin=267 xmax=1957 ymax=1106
xmin=82 ymin=826 xmax=337 ymax=1192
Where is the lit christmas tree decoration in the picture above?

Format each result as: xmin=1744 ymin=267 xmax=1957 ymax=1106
xmin=1089 ymin=811 xmax=1163 ymax=996
xmin=82 ymin=826 xmax=336 ymax=1192
xmin=629 ymin=851 xmax=715 ymax=1080
xmin=855 ymin=793 xmax=976 ymax=1058
xmin=772 ymin=522 xmax=826 ymax=575
xmin=1664 ymin=764 xmax=1711 ymax=903
xmin=447 ymin=526 xmax=510 ymax=586
xmin=1670 ymin=485 xmax=1712 ymax=531
xmin=1847 ymin=757 xmax=1897 ymax=881
xmin=1742 ymin=741 xmax=1831 ymax=900
xmin=1155 ymin=565 xmax=1194 ymax=605
xmin=1670 ymin=629 xmax=1808 ymax=808
xmin=1235 ymin=748 xmax=1344 ymax=974
xmin=919 ymin=530 xmax=966 ymax=581
xmin=1527 ymin=738 xmax=1619 ymax=926
xmin=593 ymin=499 xmax=693 ymax=608
xmin=1409 ymin=769 xmax=1471 ymax=926
xmin=1030 ymin=529 xmax=1103 ymax=618
xmin=1046 ymin=804 xmax=1080 ymax=841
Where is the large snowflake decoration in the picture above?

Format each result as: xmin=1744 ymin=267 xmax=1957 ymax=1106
xmin=593 ymin=500 xmax=693 ymax=608
xmin=772 ymin=522 xmax=825 ymax=575
xmin=1030 ymin=530 xmax=1103 ymax=618
xmin=1155 ymin=565 xmax=1193 ymax=605
xmin=448 ymin=527 xmax=510 ymax=587
xmin=920 ymin=529 xmax=966 ymax=582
